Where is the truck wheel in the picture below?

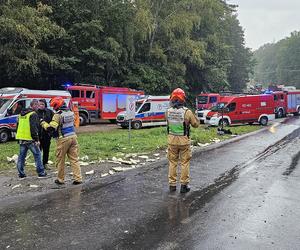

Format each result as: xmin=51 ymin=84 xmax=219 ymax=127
xmin=259 ymin=116 xmax=268 ymax=126
xmin=0 ymin=129 xmax=11 ymax=143
xmin=277 ymin=109 xmax=284 ymax=118
xmin=79 ymin=113 xmax=88 ymax=126
xmin=133 ymin=121 xmax=142 ymax=129
xmin=219 ymin=119 xmax=229 ymax=127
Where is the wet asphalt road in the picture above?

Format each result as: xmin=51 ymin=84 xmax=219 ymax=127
xmin=1 ymin=118 xmax=300 ymax=249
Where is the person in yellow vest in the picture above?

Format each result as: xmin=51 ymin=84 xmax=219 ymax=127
xmin=40 ymin=97 xmax=82 ymax=185
xmin=16 ymin=99 xmax=47 ymax=178
xmin=72 ymin=101 xmax=80 ymax=128
xmin=166 ymin=88 xmax=200 ymax=193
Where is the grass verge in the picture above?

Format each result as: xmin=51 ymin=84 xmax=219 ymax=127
xmin=0 ymin=125 xmax=261 ymax=171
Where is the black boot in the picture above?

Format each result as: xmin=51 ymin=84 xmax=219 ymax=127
xmin=180 ymin=185 xmax=190 ymax=193
xmin=169 ymin=186 xmax=176 ymax=192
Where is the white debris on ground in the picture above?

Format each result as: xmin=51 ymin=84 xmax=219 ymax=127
xmin=7 ymin=154 xmax=18 ymax=164
xmin=197 ymin=142 xmax=210 ymax=147
xmin=29 ymin=184 xmax=39 ymax=188
xmin=138 ymin=155 xmax=149 ymax=159
xmin=109 ymin=170 xmax=115 ymax=175
xmin=12 ymin=184 xmax=21 ymax=190
xmin=80 ymin=155 xmax=89 ymax=161
xmin=101 ymin=173 xmax=109 ymax=177
xmin=85 ymin=170 xmax=94 ymax=175
xmin=79 ymin=161 xmax=89 ymax=166
xmin=112 ymin=166 xmax=136 ymax=172
xmin=211 ymin=138 xmax=221 ymax=143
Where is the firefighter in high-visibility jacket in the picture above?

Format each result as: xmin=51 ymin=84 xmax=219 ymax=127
xmin=40 ymin=97 xmax=82 ymax=185
xmin=166 ymin=88 xmax=200 ymax=193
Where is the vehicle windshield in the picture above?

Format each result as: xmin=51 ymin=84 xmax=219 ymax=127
xmin=197 ymin=96 xmax=208 ymax=104
xmin=135 ymin=101 xmax=143 ymax=111
xmin=211 ymin=102 xmax=228 ymax=111
xmin=0 ymin=98 xmax=13 ymax=114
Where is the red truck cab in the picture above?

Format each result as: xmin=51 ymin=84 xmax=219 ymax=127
xmin=196 ymin=93 xmax=221 ymax=111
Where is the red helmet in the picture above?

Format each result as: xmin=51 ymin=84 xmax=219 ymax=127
xmin=170 ymin=88 xmax=186 ymax=102
xmin=50 ymin=97 xmax=65 ymax=110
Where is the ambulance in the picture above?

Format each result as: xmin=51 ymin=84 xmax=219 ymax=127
xmin=0 ymin=87 xmax=71 ymax=143
xmin=116 ymin=96 xmax=170 ymax=129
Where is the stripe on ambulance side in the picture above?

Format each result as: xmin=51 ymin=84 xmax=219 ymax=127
xmin=135 ymin=112 xmax=166 ymax=119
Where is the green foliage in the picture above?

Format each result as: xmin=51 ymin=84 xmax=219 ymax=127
xmin=0 ymin=0 xmax=252 ymax=96
xmin=253 ymin=31 xmax=300 ymax=88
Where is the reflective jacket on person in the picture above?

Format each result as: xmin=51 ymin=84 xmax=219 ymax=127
xmin=166 ymin=107 xmax=200 ymax=146
xmin=41 ymin=109 xmax=76 ymax=139
xmin=16 ymin=109 xmax=40 ymax=142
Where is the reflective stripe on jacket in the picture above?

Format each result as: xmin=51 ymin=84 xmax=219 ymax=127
xmin=16 ymin=112 xmax=34 ymax=141
xmin=167 ymin=107 xmax=188 ymax=136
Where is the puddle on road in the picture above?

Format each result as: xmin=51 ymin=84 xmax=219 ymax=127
xmin=109 ymin=167 xmax=239 ymax=249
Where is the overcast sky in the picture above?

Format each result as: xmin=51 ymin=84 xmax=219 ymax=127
xmin=227 ymin=0 xmax=300 ymax=50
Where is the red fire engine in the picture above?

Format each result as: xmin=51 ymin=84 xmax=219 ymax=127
xmin=66 ymin=84 xmax=144 ymax=125
xmin=206 ymin=94 xmax=275 ymax=126
xmin=271 ymin=90 xmax=300 ymax=118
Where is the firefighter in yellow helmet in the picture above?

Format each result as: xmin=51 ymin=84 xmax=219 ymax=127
xmin=40 ymin=97 xmax=82 ymax=185
xmin=166 ymin=88 xmax=199 ymax=193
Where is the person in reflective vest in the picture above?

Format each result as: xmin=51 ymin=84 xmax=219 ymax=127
xmin=166 ymin=88 xmax=200 ymax=193
xmin=16 ymin=99 xmax=47 ymax=178
xmin=40 ymin=97 xmax=82 ymax=185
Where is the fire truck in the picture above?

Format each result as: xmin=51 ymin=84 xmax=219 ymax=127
xmin=66 ymin=84 xmax=144 ymax=125
xmin=271 ymin=90 xmax=300 ymax=118
xmin=0 ymin=87 xmax=71 ymax=143
xmin=206 ymin=94 xmax=275 ymax=126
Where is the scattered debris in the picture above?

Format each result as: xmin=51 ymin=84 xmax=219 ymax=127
xmin=79 ymin=161 xmax=89 ymax=166
xmin=7 ymin=154 xmax=18 ymax=164
xmin=153 ymin=153 xmax=160 ymax=157
xmin=12 ymin=184 xmax=21 ymax=190
xmin=138 ymin=155 xmax=149 ymax=159
xmin=109 ymin=170 xmax=115 ymax=175
xmin=80 ymin=155 xmax=89 ymax=161
xmin=112 ymin=166 xmax=135 ymax=172
xmin=197 ymin=142 xmax=210 ymax=147
xmin=85 ymin=170 xmax=95 ymax=175
xmin=101 ymin=173 xmax=109 ymax=177
xmin=211 ymin=138 xmax=221 ymax=143
xmin=29 ymin=184 xmax=39 ymax=188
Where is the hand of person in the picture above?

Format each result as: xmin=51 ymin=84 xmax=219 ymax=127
xmin=35 ymin=141 xmax=40 ymax=146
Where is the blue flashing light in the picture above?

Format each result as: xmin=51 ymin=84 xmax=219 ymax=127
xmin=62 ymin=81 xmax=73 ymax=88
xmin=264 ymin=90 xmax=273 ymax=94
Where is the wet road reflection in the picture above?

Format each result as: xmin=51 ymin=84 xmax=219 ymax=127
xmin=1 ymin=117 xmax=300 ymax=249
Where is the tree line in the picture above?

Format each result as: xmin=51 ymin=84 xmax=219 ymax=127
xmin=0 ymin=0 xmax=253 ymax=97
xmin=253 ymin=31 xmax=300 ymax=89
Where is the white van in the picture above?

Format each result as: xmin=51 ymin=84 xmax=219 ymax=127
xmin=0 ymin=87 xmax=71 ymax=143
xmin=116 ymin=96 xmax=170 ymax=129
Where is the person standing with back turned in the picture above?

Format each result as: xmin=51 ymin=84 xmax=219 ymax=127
xmin=166 ymin=88 xmax=200 ymax=193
